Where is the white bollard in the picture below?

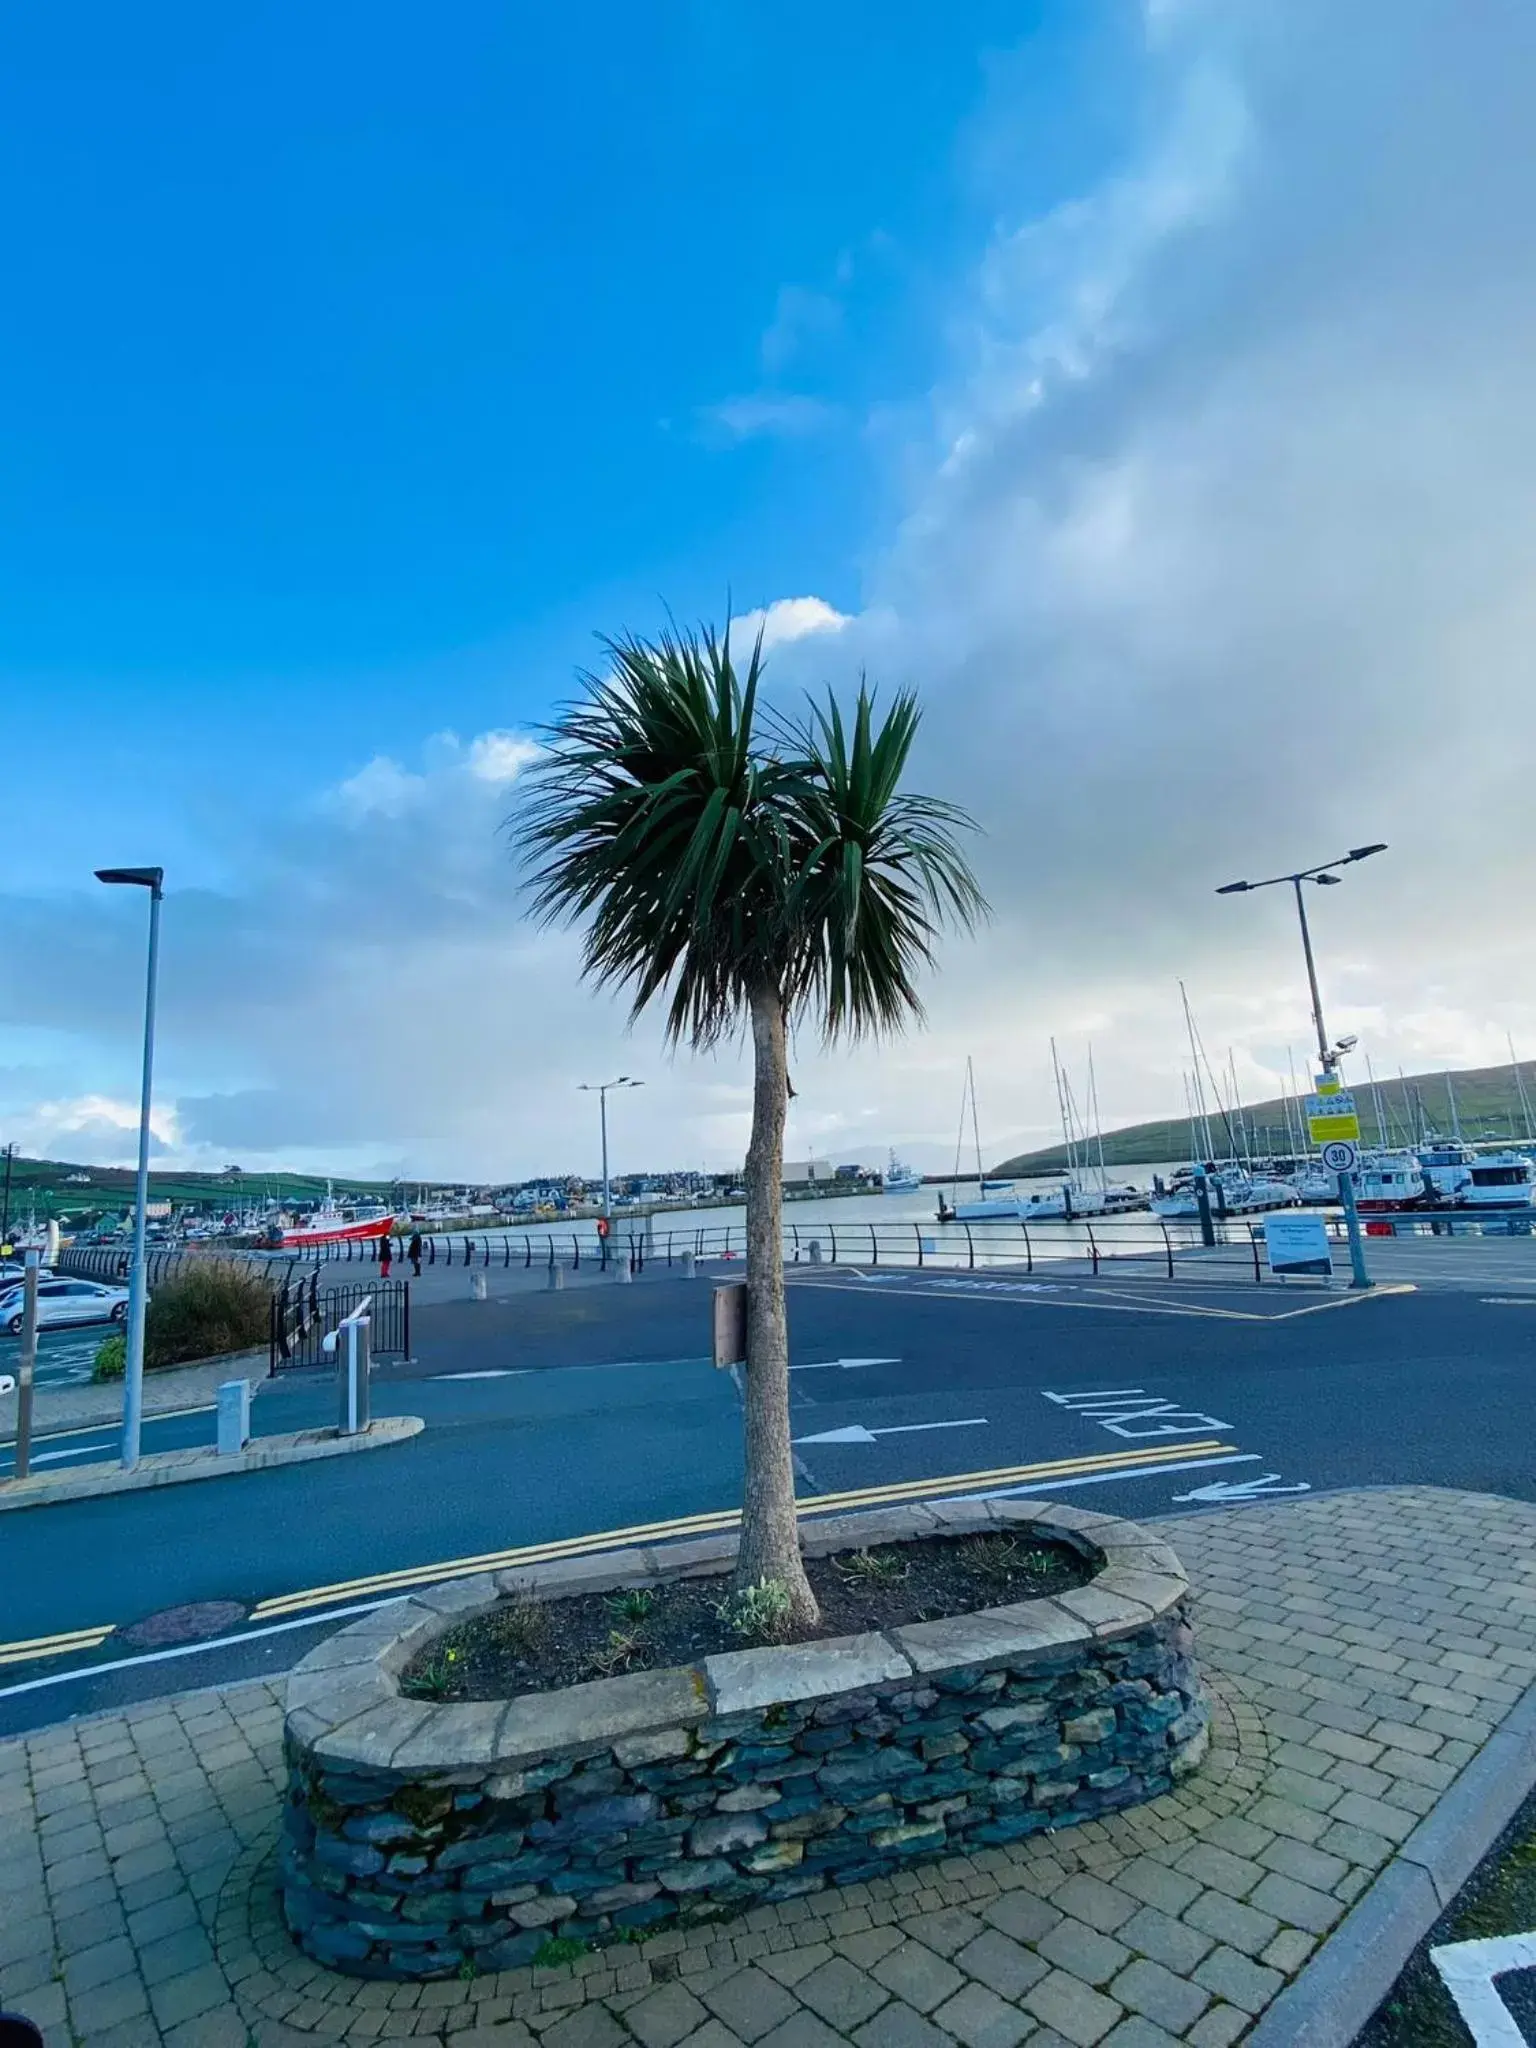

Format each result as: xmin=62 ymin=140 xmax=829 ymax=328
xmin=471 ymin=1272 xmax=488 ymax=1301
xmin=216 ymin=1379 xmax=251 ymax=1456
xmin=679 ymin=1250 xmax=696 ymax=1280
xmin=546 ymin=1264 xmax=565 ymax=1292
xmin=809 ymin=1239 xmax=824 ymax=1265
xmin=615 ymin=1257 xmax=633 ymax=1284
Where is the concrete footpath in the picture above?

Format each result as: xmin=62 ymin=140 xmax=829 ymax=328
xmin=5 ymin=1486 xmax=1536 ymax=2047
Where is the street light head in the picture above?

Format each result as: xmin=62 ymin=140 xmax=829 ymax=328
xmin=1215 ymin=881 xmax=1250 ymax=895
xmin=1315 ymin=872 xmax=1342 ymax=886
xmin=96 ymin=866 xmax=164 ymax=893
xmin=1347 ymin=843 xmax=1388 ymax=861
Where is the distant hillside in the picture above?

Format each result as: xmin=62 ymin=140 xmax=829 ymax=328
xmin=0 ymin=1154 xmax=394 ymax=1224
xmin=992 ymin=1059 xmax=1536 ymax=1175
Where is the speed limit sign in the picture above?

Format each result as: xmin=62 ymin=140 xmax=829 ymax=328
xmin=1321 ymin=1139 xmax=1359 ymax=1173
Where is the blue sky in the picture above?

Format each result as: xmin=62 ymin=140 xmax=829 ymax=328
xmin=5 ymin=2 xmax=1536 ymax=1180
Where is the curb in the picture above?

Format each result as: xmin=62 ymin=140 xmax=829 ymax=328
xmin=1248 ymin=1676 xmax=1536 ymax=2045
xmin=0 ymin=1414 xmax=424 ymax=1512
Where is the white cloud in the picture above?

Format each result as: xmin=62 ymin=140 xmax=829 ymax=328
xmin=466 ymin=732 xmax=542 ymax=785
xmin=761 ymin=285 xmax=842 ymax=375
xmin=13 ymin=1094 xmax=179 ymax=1163
xmin=698 ymin=394 xmax=839 ymax=444
xmin=334 ymin=756 xmax=425 ymax=819
xmin=732 ymin=597 xmax=852 ymax=655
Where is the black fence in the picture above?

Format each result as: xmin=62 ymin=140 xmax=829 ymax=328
xmin=270 ymin=1278 xmax=410 ymax=1372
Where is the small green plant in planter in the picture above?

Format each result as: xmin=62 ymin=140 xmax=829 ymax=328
xmin=716 ymin=1577 xmax=794 ymax=1643
xmin=837 ymin=1547 xmax=909 ymax=1586
xmin=400 ymin=1646 xmax=464 ymax=1701
xmin=92 ymin=1333 xmax=126 ymax=1382
xmin=607 ymin=1587 xmax=656 ymax=1624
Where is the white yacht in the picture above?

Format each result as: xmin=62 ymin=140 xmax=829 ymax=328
xmin=1459 ymin=1152 xmax=1536 ymax=1211
xmin=1151 ymin=1168 xmax=1299 ymax=1219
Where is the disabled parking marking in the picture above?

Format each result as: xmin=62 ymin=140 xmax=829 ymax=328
xmin=1432 ymin=1932 xmax=1536 ymax=2044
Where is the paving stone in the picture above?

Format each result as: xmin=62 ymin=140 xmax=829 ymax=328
xmin=1115 ymin=1906 xmax=1212 ymax=1976
xmin=1260 ymin=1927 xmax=1316 ymax=1975
xmin=869 ymin=1943 xmax=965 ymax=2015
xmin=910 ymin=1911 xmax=988 ymax=1960
xmin=836 ymin=1930 xmax=906 ymax=1970
xmin=699 ymin=1969 xmax=803 ymax=2042
xmin=1099 ymin=2022 xmax=1182 ymax=2048
xmin=954 ymin=1931 xmax=1049 ymax=2003
xmin=1111 ymin=1865 xmax=1203 ymax=1920
xmin=1185 ymin=2007 xmax=1249 ymax=2048
xmin=1191 ymin=1945 xmax=1282 ymax=2016
xmin=1246 ymin=1870 xmax=1344 ymax=1936
xmin=1050 ymin=1878 xmax=1137 ymax=1937
xmin=755 ymin=2012 xmax=852 ymax=2048
xmin=542 ymin=2008 xmax=631 ymax=2048
xmin=1023 ymin=1969 xmax=1124 ymax=2047
xmin=796 ymin=1959 xmax=891 ymax=2032
xmin=625 ymin=1985 xmax=713 ymax=2048
xmin=758 ymin=1946 xmax=835 ymax=1990
xmin=931 ymin=1983 xmax=1034 ymax=2048
xmin=852 ymin=2002 xmax=954 ymax=2048
xmin=63 ymin=1933 xmax=138 ymax=1994
xmin=1181 ymin=1891 xmax=1280 ymax=1959
xmin=1035 ymin=1920 xmax=1130 ymax=1990
xmin=678 ymin=2025 xmax=750 ymax=2048
xmin=981 ymin=1892 xmax=1061 ymax=1946
xmin=1107 ymin=1959 xmax=1208 ymax=2035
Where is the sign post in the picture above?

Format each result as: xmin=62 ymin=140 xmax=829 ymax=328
xmin=1262 ymin=1211 xmax=1333 ymax=1279
xmin=14 ymin=1250 xmax=39 ymax=1480
xmin=1306 ymin=1085 xmax=1371 ymax=1290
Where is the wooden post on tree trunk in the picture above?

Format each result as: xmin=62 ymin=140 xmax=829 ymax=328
xmin=735 ymin=983 xmax=819 ymax=1624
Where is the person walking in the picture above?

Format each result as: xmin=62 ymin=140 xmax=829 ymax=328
xmin=379 ymin=1232 xmax=393 ymax=1278
xmin=407 ymin=1229 xmax=423 ymax=1278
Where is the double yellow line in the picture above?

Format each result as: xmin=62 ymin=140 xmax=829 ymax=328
xmin=249 ymin=1439 xmax=1236 ymax=1622
xmin=0 ymin=1623 xmax=114 ymax=1669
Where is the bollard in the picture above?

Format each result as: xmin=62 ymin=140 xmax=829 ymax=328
xmin=336 ymin=1317 xmax=372 ymax=1436
xmin=471 ymin=1272 xmax=488 ymax=1301
xmin=545 ymin=1263 xmax=565 ymax=1291
xmin=809 ymin=1239 xmax=823 ymax=1265
xmin=679 ymin=1249 xmax=696 ymax=1280
xmin=216 ymin=1380 xmax=251 ymax=1456
xmin=615 ymin=1257 xmax=632 ymax=1284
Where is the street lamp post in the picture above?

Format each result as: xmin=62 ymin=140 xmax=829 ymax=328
xmin=578 ymin=1076 xmax=643 ymax=1223
xmin=1216 ymin=843 xmax=1387 ymax=1291
xmin=96 ymin=865 xmax=165 ymax=1470
xmin=0 ymin=1142 xmax=15 ymax=1248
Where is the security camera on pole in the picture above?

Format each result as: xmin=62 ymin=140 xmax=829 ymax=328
xmin=1216 ymin=844 xmax=1387 ymax=1290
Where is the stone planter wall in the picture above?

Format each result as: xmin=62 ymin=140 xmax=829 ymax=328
xmin=280 ymin=1499 xmax=1206 ymax=1979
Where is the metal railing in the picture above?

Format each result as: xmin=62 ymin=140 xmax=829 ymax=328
xmin=270 ymin=1278 xmax=409 ymax=1372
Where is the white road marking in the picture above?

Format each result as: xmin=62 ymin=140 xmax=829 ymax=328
xmin=1043 ymin=1388 xmax=1234 ymax=1438
xmin=971 ymin=1453 xmax=1262 ymax=1502
xmin=1481 ymin=1297 xmax=1536 ymax=1306
xmin=0 ymin=1598 xmax=401 ymax=1703
xmin=793 ymin=1418 xmax=988 ymax=1447
xmin=435 ymin=1370 xmax=523 ymax=1380
xmin=1171 ymin=1475 xmax=1312 ymax=1504
xmin=790 ymin=1357 xmax=898 ymax=1372
xmin=1432 ymin=1931 xmax=1536 ymax=2044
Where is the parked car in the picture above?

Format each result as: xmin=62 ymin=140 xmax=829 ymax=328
xmin=0 ymin=1277 xmax=133 ymax=1337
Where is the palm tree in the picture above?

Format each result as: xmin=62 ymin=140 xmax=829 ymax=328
xmin=519 ymin=620 xmax=986 ymax=1625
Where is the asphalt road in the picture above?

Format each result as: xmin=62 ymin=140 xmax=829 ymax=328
xmin=2 ymin=1256 xmax=1534 ymax=1735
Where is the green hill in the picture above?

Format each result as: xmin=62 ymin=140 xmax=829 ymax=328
xmin=992 ymin=1059 xmax=1536 ymax=1176
xmin=0 ymin=1153 xmax=395 ymax=1227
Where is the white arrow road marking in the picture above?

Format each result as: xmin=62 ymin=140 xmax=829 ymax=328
xmin=1171 ymin=1474 xmax=1312 ymax=1503
xmin=1433 ymin=1932 xmax=1536 ymax=2046
xmin=975 ymin=1453 xmax=1261 ymax=1500
xmin=435 ymin=1369 xmax=523 ymax=1380
xmin=790 ymin=1357 xmax=900 ymax=1372
xmin=794 ymin=1417 xmax=988 ymax=1446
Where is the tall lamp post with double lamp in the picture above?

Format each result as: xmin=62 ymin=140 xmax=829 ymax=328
xmin=1216 ymin=843 xmax=1386 ymax=1290
xmin=578 ymin=1076 xmax=643 ymax=1226
xmin=95 ymin=865 xmax=165 ymax=1469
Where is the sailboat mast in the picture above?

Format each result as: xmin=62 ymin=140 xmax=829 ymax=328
xmin=1511 ymin=1035 xmax=1536 ymax=1142
xmin=1445 ymin=1072 xmax=1463 ymax=1143
xmin=1087 ymin=1043 xmax=1109 ymax=1192
xmin=1364 ymin=1053 xmax=1388 ymax=1148
xmin=1180 ymin=984 xmax=1215 ymax=1161
xmin=1228 ymin=1051 xmax=1250 ymax=1166
xmin=1285 ymin=1046 xmax=1304 ymax=1157
xmin=1050 ymin=1038 xmax=1074 ymax=1180
xmin=968 ymin=1057 xmax=985 ymax=1186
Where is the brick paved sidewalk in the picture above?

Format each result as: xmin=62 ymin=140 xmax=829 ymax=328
xmin=5 ymin=1486 xmax=1536 ymax=2048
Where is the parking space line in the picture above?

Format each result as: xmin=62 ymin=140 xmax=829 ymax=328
xmin=790 ymin=1274 xmax=1417 ymax=1321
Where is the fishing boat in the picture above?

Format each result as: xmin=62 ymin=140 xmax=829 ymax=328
xmin=264 ymin=1188 xmax=399 ymax=1249
xmin=882 ymin=1154 xmax=924 ymax=1194
xmin=1457 ymin=1151 xmax=1536 ymax=1211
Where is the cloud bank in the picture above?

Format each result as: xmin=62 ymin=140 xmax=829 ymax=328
xmin=6 ymin=0 xmax=1536 ymax=1179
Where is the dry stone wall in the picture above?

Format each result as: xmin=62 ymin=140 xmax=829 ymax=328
xmin=280 ymin=1499 xmax=1206 ymax=1979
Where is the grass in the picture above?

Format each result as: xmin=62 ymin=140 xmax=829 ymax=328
xmin=836 ymin=1547 xmax=910 ymax=1586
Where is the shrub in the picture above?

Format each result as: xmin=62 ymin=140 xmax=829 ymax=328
xmin=715 ymin=1577 xmax=794 ymax=1644
xmin=142 ymin=1261 xmax=273 ymax=1369
xmin=92 ymin=1333 xmax=126 ymax=1381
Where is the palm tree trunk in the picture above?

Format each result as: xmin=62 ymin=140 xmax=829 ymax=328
xmin=736 ymin=980 xmax=819 ymax=1625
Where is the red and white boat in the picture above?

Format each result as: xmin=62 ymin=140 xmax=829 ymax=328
xmin=264 ymin=1197 xmax=398 ymax=1249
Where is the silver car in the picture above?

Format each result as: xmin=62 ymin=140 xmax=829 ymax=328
xmin=0 ymin=1277 xmax=131 ymax=1337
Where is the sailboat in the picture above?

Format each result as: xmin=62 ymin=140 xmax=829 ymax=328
xmin=937 ymin=1061 xmax=1020 ymax=1221
xmin=1013 ymin=1043 xmax=1145 ymax=1218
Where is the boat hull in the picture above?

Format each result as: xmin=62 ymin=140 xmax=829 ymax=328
xmin=275 ymin=1214 xmax=396 ymax=1248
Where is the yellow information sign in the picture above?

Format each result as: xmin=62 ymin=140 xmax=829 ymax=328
xmin=1305 ymin=1090 xmax=1361 ymax=1143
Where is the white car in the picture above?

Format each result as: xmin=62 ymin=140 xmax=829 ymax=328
xmin=0 ymin=1277 xmax=131 ymax=1337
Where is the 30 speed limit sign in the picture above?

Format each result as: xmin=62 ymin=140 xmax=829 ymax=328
xmin=1321 ymin=1139 xmax=1359 ymax=1173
